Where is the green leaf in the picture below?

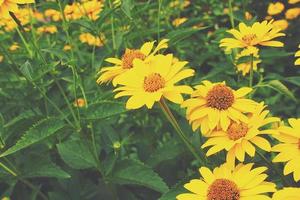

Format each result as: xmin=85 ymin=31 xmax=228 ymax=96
xmin=110 ymin=159 xmax=169 ymax=193
xmin=20 ymin=61 xmax=33 ymax=81
xmin=159 ymin=182 xmax=187 ymax=200
xmin=57 ymin=139 xmax=97 ymax=169
xmin=285 ymin=76 xmax=300 ymax=87
xmin=266 ymin=80 xmax=297 ymax=102
xmin=166 ymin=27 xmax=209 ymax=45
xmin=23 ymin=156 xmax=70 ymax=179
xmin=84 ymin=100 xmax=127 ymax=120
xmin=0 ymin=118 xmax=65 ymax=157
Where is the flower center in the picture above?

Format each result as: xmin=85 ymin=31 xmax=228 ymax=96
xmin=121 ymin=49 xmax=146 ymax=69
xmin=144 ymin=73 xmax=165 ymax=93
xmin=242 ymin=34 xmax=257 ymax=45
xmin=207 ymin=179 xmax=240 ymax=200
xmin=227 ymin=122 xmax=248 ymax=140
xmin=206 ymin=84 xmax=234 ymax=110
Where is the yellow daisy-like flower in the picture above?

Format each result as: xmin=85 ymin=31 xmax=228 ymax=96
xmin=97 ymin=39 xmax=168 ymax=85
xmin=273 ymin=188 xmax=300 ymax=200
xmin=202 ymin=103 xmax=279 ymax=164
xmin=176 ymin=163 xmax=276 ymax=200
xmin=113 ymin=54 xmax=194 ymax=109
xmin=172 ymin=17 xmax=188 ymax=27
xmin=44 ymin=9 xmax=61 ymax=21
xmin=80 ymin=0 xmax=103 ymax=21
xmin=235 ymin=47 xmax=261 ymax=76
xmin=267 ymin=2 xmax=285 ymax=16
xmin=272 ymin=118 xmax=300 ymax=182
xmin=181 ymin=81 xmax=258 ymax=136
xmin=295 ymin=44 xmax=300 ymax=66
xmin=285 ymin=8 xmax=300 ymax=19
xmin=9 ymin=43 xmax=19 ymax=51
xmin=79 ymin=32 xmax=104 ymax=47
xmin=220 ymin=20 xmax=285 ymax=52
xmin=0 ymin=0 xmax=34 ymax=18
xmin=37 ymin=25 xmax=57 ymax=34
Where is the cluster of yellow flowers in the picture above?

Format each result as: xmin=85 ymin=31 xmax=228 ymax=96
xmin=98 ymin=19 xmax=300 ymax=199
xmin=0 ymin=7 xmax=33 ymax=32
xmin=79 ymin=33 xmax=105 ymax=47
xmin=266 ymin=1 xmax=300 ymax=31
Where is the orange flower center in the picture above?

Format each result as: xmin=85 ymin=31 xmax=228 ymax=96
xmin=121 ymin=49 xmax=146 ymax=69
xmin=227 ymin=122 xmax=248 ymax=140
xmin=242 ymin=34 xmax=257 ymax=45
xmin=206 ymin=84 xmax=234 ymax=110
xmin=144 ymin=73 xmax=165 ymax=93
xmin=207 ymin=179 xmax=240 ymax=200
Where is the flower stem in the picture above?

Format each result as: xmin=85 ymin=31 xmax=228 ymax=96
xmin=228 ymin=0 xmax=235 ymax=28
xmin=159 ymin=98 xmax=204 ymax=164
xmin=249 ymin=53 xmax=254 ymax=87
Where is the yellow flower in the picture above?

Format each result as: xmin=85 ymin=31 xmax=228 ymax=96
xmin=80 ymin=0 xmax=103 ymax=21
xmin=272 ymin=19 xmax=289 ymax=31
xmin=113 ymin=54 xmax=194 ymax=109
xmin=220 ymin=20 xmax=285 ymax=52
xmin=285 ymin=8 xmax=300 ymax=19
xmin=64 ymin=3 xmax=82 ymax=21
xmin=0 ymin=7 xmax=33 ymax=31
xmin=97 ymin=39 xmax=168 ymax=85
xmin=9 ymin=43 xmax=20 ymax=51
xmin=172 ymin=17 xmax=188 ymax=27
xmin=63 ymin=45 xmax=72 ymax=51
xmin=235 ymin=47 xmax=261 ymax=76
xmin=73 ymin=98 xmax=86 ymax=107
xmin=245 ymin=11 xmax=252 ymax=20
xmin=44 ymin=9 xmax=61 ymax=21
xmin=37 ymin=25 xmax=57 ymax=34
xmin=295 ymin=44 xmax=300 ymax=66
xmin=267 ymin=2 xmax=285 ymax=15
xmin=169 ymin=0 xmax=190 ymax=9
xmin=0 ymin=55 xmax=3 ymax=62
xmin=273 ymin=188 xmax=300 ymax=200
xmin=289 ymin=0 xmax=300 ymax=4
xmin=79 ymin=33 xmax=104 ymax=47
xmin=272 ymin=118 xmax=300 ymax=182
xmin=181 ymin=81 xmax=258 ymax=135
xmin=0 ymin=0 xmax=34 ymax=18
xmin=176 ymin=163 xmax=276 ymax=200
xmin=202 ymin=103 xmax=279 ymax=164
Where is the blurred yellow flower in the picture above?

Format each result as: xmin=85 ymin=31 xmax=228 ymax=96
xmin=63 ymin=45 xmax=72 ymax=51
xmin=0 ymin=0 xmax=34 ymax=18
xmin=289 ymin=0 xmax=300 ymax=4
xmin=202 ymin=103 xmax=279 ymax=165
xmin=267 ymin=2 xmax=285 ymax=15
xmin=45 ymin=9 xmax=61 ymax=21
xmin=272 ymin=118 xmax=300 ymax=181
xmin=181 ymin=81 xmax=258 ymax=135
xmin=176 ymin=163 xmax=276 ymax=200
xmin=0 ymin=7 xmax=33 ymax=32
xmin=169 ymin=0 xmax=190 ymax=9
xmin=37 ymin=25 xmax=58 ymax=34
xmin=273 ymin=188 xmax=300 ymax=200
xmin=97 ymin=39 xmax=168 ymax=85
xmin=79 ymin=33 xmax=104 ymax=47
xmin=80 ymin=0 xmax=103 ymax=21
xmin=9 ymin=43 xmax=20 ymax=51
xmin=64 ymin=3 xmax=82 ymax=21
xmin=73 ymin=98 xmax=86 ymax=107
xmin=113 ymin=54 xmax=194 ymax=109
xmin=285 ymin=8 xmax=300 ymax=19
xmin=244 ymin=11 xmax=252 ymax=20
xmin=0 ymin=55 xmax=3 ymax=62
xmin=295 ymin=44 xmax=300 ymax=66
xmin=235 ymin=47 xmax=261 ymax=76
xmin=220 ymin=20 xmax=285 ymax=52
xmin=172 ymin=17 xmax=188 ymax=27
xmin=272 ymin=19 xmax=289 ymax=31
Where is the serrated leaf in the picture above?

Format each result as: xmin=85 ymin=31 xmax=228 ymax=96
xmin=267 ymin=80 xmax=297 ymax=102
xmin=110 ymin=159 xmax=169 ymax=193
xmin=57 ymin=139 xmax=97 ymax=169
xmin=0 ymin=118 xmax=65 ymax=157
xmin=23 ymin=156 xmax=70 ymax=179
xmin=84 ymin=100 xmax=127 ymax=120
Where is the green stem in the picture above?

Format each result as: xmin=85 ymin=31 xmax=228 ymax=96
xmin=157 ymin=0 xmax=162 ymax=41
xmin=249 ymin=54 xmax=254 ymax=87
xmin=0 ymin=161 xmax=17 ymax=176
xmin=159 ymin=98 xmax=204 ymax=164
xmin=228 ymin=0 xmax=235 ymax=28
xmin=108 ymin=0 xmax=116 ymax=51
